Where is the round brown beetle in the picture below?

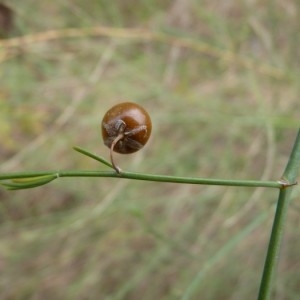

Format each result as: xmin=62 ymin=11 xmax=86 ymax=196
xmin=101 ymin=102 xmax=152 ymax=172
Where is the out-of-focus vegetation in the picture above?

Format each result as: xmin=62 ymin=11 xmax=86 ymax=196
xmin=0 ymin=0 xmax=299 ymax=299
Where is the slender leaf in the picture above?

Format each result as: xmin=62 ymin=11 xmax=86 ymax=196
xmin=73 ymin=146 xmax=113 ymax=169
xmin=0 ymin=174 xmax=57 ymax=190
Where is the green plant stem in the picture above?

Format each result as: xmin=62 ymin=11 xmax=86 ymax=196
xmin=258 ymin=129 xmax=300 ymax=300
xmin=257 ymin=188 xmax=291 ymax=300
xmin=0 ymin=170 xmax=282 ymax=189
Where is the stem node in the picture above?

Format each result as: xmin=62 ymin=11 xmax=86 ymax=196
xmin=277 ymin=178 xmax=298 ymax=189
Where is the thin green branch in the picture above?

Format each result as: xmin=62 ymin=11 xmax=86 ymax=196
xmin=0 ymin=146 xmax=284 ymax=190
xmin=258 ymin=128 xmax=300 ymax=300
xmin=0 ymin=169 xmax=282 ymax=189
xmin=73 ymin=146 xmax=114 ymax=169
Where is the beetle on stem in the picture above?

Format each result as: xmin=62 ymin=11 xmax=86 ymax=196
xmin=101 ymin=102 xmax=152 ymax=173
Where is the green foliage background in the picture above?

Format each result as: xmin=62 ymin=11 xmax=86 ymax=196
xmin=0 ymin=1 xmax=299 ymax=299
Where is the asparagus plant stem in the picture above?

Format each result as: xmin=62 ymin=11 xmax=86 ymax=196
xmin=257 ymin=188 xmax=291 ymax=300
xmin=0 ymin=170 xmax=282 ymax=189
xmin=258 ymin=129 xmax=300 ymax=300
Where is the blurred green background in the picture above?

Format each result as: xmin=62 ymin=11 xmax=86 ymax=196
xmin=0 ymin=0 xmax=299 ymax=299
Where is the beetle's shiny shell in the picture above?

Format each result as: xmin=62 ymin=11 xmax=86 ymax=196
xmin=101 ymin=102 xmax=152 ymax=154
